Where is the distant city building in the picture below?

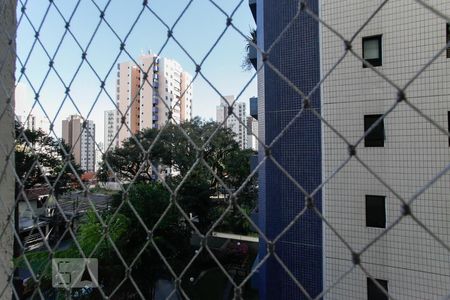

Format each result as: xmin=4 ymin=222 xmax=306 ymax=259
xmin=95 ymin=142 xmax=104 ymax=172
xmin=216 ymin=95 xmax=232 ymax=125
xmin=14 ymin=83 xmax=51 ymax=133
xmin=16 ymin=113 xmax=50 ymax=134
xmin=104 ymin=110 xmax=117 ymax=150
xmin=216 ymin=96 xmax=247 ymax=149
xmin=246 ymin=116 xmax=258 ymax=151
xmin=62 ymin=115 xmax=96 ymax=172
xmin=116 ymin=54 xmax=193 ymax=145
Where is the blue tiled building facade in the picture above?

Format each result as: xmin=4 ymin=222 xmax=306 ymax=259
xmin=256 ymin=0 xmax=322 ymax=299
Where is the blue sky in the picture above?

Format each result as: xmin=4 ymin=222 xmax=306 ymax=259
xmin=15 ymin=0 xmax=257 ymax=143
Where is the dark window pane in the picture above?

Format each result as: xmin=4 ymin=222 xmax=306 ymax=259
xmin=366 ymin=195 xmax=386 ymax=228
xmin=367 ymin=278 xmax=388 ymax=300
xmin=447 ymin=24 xmax=450 ymax=58
xmin=364 ymin=115 xmax=385 ymax=147
xmin=363 ymin=35 xmax=382 ymax=67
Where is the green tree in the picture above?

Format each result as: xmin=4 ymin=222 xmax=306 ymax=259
xmin=98 ymin=128 xmax=161 ymax=183
xmin=112 ymin=183 xmax=191 ymax=271
xmin=98 ymin=118 xmax=258 ymax=234
xmin=15 ymin=122 xmax=82 ymax=196
xmin=85 ymin=183 xmax=192 ymax=298
xmin=77 ymin=210 xmax=130 ymax=259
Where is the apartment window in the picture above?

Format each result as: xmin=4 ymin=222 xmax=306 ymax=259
xmin=364 ymin=114 xmax=385 ymax=147
xmin=447 ymin=23 xmax=450 ymax=58
xmin=367 ymin=278 xmax=388 ymax=300
xmin=362 ymin=35 xmax=382 ymax=67
xmin=365 ymin=195 xmax=386 ymax=228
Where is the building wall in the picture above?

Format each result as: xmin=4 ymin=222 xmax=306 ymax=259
xmin=159 ymin=58 xmax=179 ymax=126
xmin=227 ymin=101 xmax=247 ymax=149
xmin=62 ymin=116 xmax=82 ymax=166
xmin=80 ymin=120 xmax=95 ymax=172
xmin=62 ymin=119 xmax=69 ymax=146
xmin=130 ymin=65 xmax=141 ymax=137
xmin=17 ymin=114 xmax=49 ymax=134
xmin=62 ymin=115 xmax=96 ymax=172
xmin=104 ymin=110 xmax=116 ymax=151
xmin=216 ymin=96 xmax=248 ymax=149
xmin=180 ymin=71 xmax=193 ymax=121
xmin=256 ymin=0 xmax=267 ymax=294
xmin=258 ymin=0 xmax=322 ymax=298
xmin=71 ymin=117 xmax=82 ymax=167
xmin=321 ymin=1 xmax=450 ymax=299
xmin=0 ymin=0 xmax=16 ymax=295
xmin=117 ymin=55 xmax=193 ymax=143
xmin=117 ymin=62 xmax=140 ymax=145
xmin=139 ymin=54 xmax=156 ymax=130
xmin=216 ymin=105 xmax=227 ymax=125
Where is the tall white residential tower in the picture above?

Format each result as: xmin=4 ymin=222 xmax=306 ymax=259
xmin=116 ymin=54 xmax=193 ymax=145
xmin=216 ymin=96 xmax=247 ymax=149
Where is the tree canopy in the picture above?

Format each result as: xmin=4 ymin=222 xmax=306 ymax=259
xmin=15 ymin=122 xmax=82 ymax=196
xmin=97 ymin=118 xmax=258 ymax=233
xmin=98 ymin=117 xmax=254 ymax=185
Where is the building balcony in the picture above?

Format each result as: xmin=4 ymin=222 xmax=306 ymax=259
xmin=153 ymin=97 xmax=159 ymax=105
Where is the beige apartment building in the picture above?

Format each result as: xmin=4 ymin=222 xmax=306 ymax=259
xmin=62 ymin=115 xmax=96 ymax=172
xmin=116 ymin=54 xmax=193 ymax=145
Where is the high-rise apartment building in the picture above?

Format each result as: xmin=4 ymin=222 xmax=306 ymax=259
xmin=16 ymin=113 xmax=50 ymax=134
xmin=254 ymin=0 xmax=450 ymax=299
xmin=62 ymin=115 xmax=96 ymax=172
xmin=216 ymin=96 xmax=247 ymax=149
xmin=321 ymin=2 xmax=450 ymax=299
xmin=116 ymin=54 xmax=193 ymax=145
xmin=104 ymin=110 xmax=117 ymax=151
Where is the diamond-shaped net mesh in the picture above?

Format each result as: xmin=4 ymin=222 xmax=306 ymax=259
xmin=1 ymin=0 xmax=450 ymax=299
